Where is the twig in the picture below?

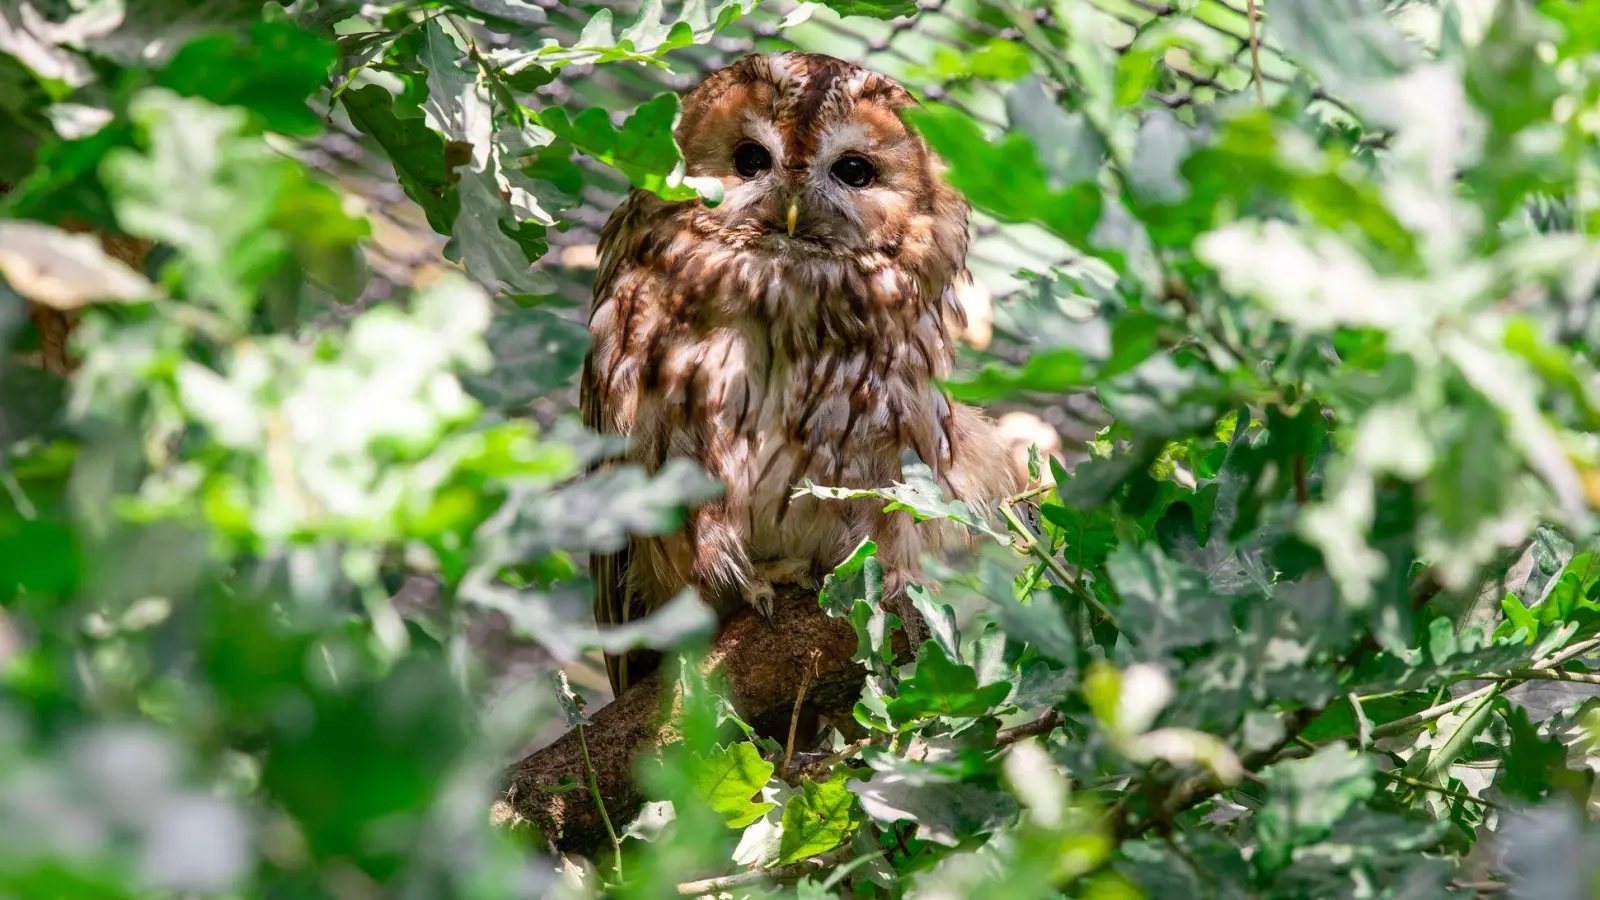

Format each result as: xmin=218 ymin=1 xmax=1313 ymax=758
xmin=997 ymin=708 xmax=1065 ymax=744
xmin=792 ymin=738 xmax=871 ymax=784
xmin=1377 ymin=767 xmax=1503 ymax=811
xmin=1244 ymin=0 xmax=1265 ymax=106
xmin=1007 ymin=484 xmax=1054 ymax=505
xmin=997 ymin=500 xmax=1116 ymax=624
xmin=793 ymin=709 xmax=1065 ymax=784
xmin=782 ymin=649 xmax=822 ymax=779
xmin=577 ymin=724 xmax=622 ymax=878
xmin=676 ymin=847 xmax=852 ymax=897
xmin=1290 ymin=737 xmax=1501 ymax=810
xmin=1115 ymin=706 xmax=1320 ymax=841
xmin=1163 ymin=280 xmax=1250 ymax=367
xmin=1318 ymin=636 xmax=1600 ymax=747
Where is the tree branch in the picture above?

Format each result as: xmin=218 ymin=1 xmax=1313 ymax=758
xmin=675 ymin=847 xmax=853 ymax=897
xmin=493 ymin=582 xmax=865 ymax=856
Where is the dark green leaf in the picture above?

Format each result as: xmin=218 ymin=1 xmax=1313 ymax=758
xmin=1257 ymin=745 xmax=1375 ymax=875
xmin=462 ymin=307 xmax=588 ymax=411
xmin=1105 ymin=546 xmax=1234 ymax=659
xmin=886 ymin=641 xmax=1012 ymax=725
xmin=342 ymin=84 xmax=460 ymax=235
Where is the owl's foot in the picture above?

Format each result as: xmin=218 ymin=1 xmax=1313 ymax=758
xmin=743 ymin=579 xmax=777 ymax=623
xmin=752 ymin=558 xmax=816 ymax=590
xmin=741 ymin=559 xmax=816 ymax=624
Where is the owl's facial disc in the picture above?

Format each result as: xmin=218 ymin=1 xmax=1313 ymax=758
xmin=674 ymin=52 xmax=964 ymax=257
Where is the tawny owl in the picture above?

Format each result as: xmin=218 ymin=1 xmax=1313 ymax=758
xmin=582 ymin=51 xmax=1023 ymax=694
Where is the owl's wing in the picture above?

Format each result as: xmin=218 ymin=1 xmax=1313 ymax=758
xmin=582 ymin=357 xmax=638 ymax=698
xmin=584 ymin=192 xmax=651 ymax=698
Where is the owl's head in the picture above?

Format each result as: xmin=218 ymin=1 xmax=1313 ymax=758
xmin=675 ymin=52 xmax=967 ymax=259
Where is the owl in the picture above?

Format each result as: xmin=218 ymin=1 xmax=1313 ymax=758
xmin=582 ymin=51 xmax=1023 ymax=695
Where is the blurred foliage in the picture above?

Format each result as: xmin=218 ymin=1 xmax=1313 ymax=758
xmin=5 ymin=0 xmax=1600 ymax=898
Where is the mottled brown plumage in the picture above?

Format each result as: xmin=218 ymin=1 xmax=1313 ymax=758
xmin=583 ymin=52 xmax=1022 ymax=694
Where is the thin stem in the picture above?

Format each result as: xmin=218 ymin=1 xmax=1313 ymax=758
xmin=676 ymin=847 xmax=853 ymax=897
xmin=1006 ymin=484 xmax=1054 ymax=505
xmin=793 ymin=709 xmax=1064 ymax=784
xmin=327 ymin=15 xmax=435 ymax=104
xmin=1292 ymin=738 xmax=1501 ymax=811
xmin=997 ymin=500 xmax=1116 ymax=624
xmin=782 ymin=649 xmax=821 ymax=780
xmin=1377 ymin=767 xmax=1503 ymax=811
xmin=997 ymin=709 xmax=1065 ymax=745
xmin=1320 ymin=636 xmax=1600 ymax=746
xmin=577 ymin=724 xmax=622 ymax=878
xmin=1244 ymin=0 xmax=1265 ymax=106
xmin=1452 ymin=882 xmax=1508 ymax=894
xmin=791 ymin=738 xmax=871 ymax=784
xmin=1493 ymin=667 xmax=1600 ymax=686
xmin=0 ymin=465 xmax=36 ymax=520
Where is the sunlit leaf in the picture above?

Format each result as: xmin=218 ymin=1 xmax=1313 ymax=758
xmin=691 ymin=742 xmax=777 ymax=829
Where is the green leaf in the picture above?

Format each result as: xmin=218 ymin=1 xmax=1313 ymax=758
xmin=1499 ymin=592 xmax=1539 ymax=643
xmin=1105 ymin=546 xmax=1234 ymax=659
xmin=452 ymin=166 xmax=556 ymax=295
xmin=103 ymin=89 xmax=366 ymax=322
xmin=904 ymin=104 xmax=1102 ymax=246
xmin=846 ymin=751 xmax=1017 ymax=847
xmin=1300 ymin=693 xmax=1434 ymax=743
xmin=453 ymin=0 xmax=549 ymax=27
xmin=796 ymin=454 xmax=1003 ymax=540
xmin=776 ymin=778 xmax=857 ymax=864
xmin=886 ymin=641 xmax=1012 ymax=725
xmin=1006 ymin=77 xmax=1104 ymax=189
xmin=1040 ymin=502 xmax=1117 ymax=570
xmin=818 ymin=0 xmax=917 ymax=18
xmin=846 ymin=560 xmax=898 ymax=673
xmin=342 ymin=84 xmax=459 ymax=235
xmin=819 ymin=538 xmax=877 ymax=616
xmin=489 ymin=0 xmax=756 ymax=73
xmin=1498 ymin=705 xmax=1564 ymax=802
xmin=1269 ymin=0 xmax=1417 ymax=122
xmin=908 ymin=584 xmax=961 ymax=663
xmin=156 ymin=19 xmax=335 ymax=135
xmin=1257 ymin=745 xmax=1375 ymax=875
xmin=0 ymin=362 xmax=67 ymax=448
xmin=1416 ymin=689 xmax=1499 ymax=786
xmin=1164 ymin=112 xmax=1416 ymax=263
xmin=691 ymin=742 xmax=777 ymax=829
xmin=913 ymin=41 xmax=1033 ymax=84
xmin=942 ymin=348 xmax=1091 ymax=403
xmin=538 ymin=94 xmax=709 ymax=203
xmin=461 ymin=307 xmax=588 ymax=411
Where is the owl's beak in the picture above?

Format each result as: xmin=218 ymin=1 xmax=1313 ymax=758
xmin=786 ymin=198 xmax=801 ymax=237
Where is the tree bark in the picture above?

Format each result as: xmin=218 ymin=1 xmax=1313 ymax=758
xmin=492 ymin=584 xmax=867 ymax=856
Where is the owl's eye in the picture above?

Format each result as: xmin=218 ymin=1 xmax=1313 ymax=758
xmin=830 ymin=155 xmax=875 ymax=188
xmin=732 ymin=141 xmax=773 ymax=177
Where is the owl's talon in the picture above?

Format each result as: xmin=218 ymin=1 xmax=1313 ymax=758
xmin=745 ymin=580 xmax=777 ymax=623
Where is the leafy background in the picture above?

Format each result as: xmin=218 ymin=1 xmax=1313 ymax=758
xmin=5 ymin=0 xmax=1600 ymax=898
